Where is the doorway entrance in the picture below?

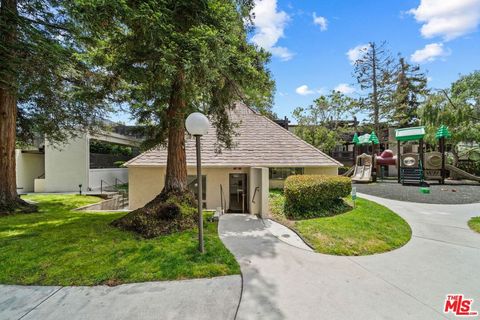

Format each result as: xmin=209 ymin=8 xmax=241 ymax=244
xmin=229 ymin=173 xmax=248 ymax=213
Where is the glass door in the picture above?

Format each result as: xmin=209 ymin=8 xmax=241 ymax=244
xmin=229 ymin=173 xmax=247 ymax=213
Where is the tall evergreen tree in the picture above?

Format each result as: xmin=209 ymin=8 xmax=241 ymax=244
xmin=353 ymin=41 xmax=395 ymax=133
xmin=70 ymin=0 xmax=274 ymax=200
xmin=391 ymin=57 xmax=428 ymax=127
xmin=0 ymin=0 xmax=110 ymax=213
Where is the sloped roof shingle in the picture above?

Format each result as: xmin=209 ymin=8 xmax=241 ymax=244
xmin=126 ymin=103 xmax=341 ymax=167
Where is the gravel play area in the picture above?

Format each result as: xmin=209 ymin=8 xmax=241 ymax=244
xmin=354 ymin=180 xmax=480 ymax=204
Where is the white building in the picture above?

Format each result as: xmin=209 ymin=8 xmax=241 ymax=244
xmin=16 ymin=130 xmax=141 ymax=193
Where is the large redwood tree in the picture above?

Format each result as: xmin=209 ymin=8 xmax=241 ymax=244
xmin=71 ymin=0 xmax=274 ymax=197
xmin=0 ymin=0 xmax=111 ymax=213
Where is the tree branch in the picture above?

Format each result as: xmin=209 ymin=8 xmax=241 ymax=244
xmin=441 ymin=89 xmax=480 ymax=121
xmin=19 ymin=16 xmax=72 ymax=32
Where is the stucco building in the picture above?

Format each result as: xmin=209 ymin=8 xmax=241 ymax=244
xmin=126 ymin=103 xmax=341 ymax=215
xmin=16 ymin=129 xmax=141 ymax=193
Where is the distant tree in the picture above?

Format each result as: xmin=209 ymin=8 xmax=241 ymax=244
xmin=71 ymin=0 xmax=274 ymax=198
xmin=391 ymin=57 xmax=428 ymax=127
xmin=419 ymin=71 xmax=480 ymax=165
xmin=293 ymin=91 xmax=356 ymax=154
xmin=353 ymin=41 xmax=395 ymax=133
xmin=0 ymin=0 xmax=109 ymax=213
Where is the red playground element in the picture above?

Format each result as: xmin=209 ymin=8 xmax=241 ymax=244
xmin=376 ymin=150 xmax=397 ymax=166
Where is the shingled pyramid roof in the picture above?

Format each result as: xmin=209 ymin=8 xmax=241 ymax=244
xmin=126 ymin=102 xmax=342 ymax=168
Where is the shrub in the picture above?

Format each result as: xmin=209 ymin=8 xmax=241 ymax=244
xmin=284 ymin=175 xmax=351 ymax=219
xmin=338 ymin=166 xmax=351 ymax=175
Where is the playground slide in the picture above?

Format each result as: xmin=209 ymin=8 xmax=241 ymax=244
xmin=445 ymin=164 xmax=480 ymax=183
xmin=343 ymin=166 xmax=354 ymax=177
xmin=351 ymin=165 xmax=372 ymax=182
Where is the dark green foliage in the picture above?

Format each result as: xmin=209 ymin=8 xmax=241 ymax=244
xmin=338 ymin=166 xmax=351 ymax=175
xmin=0 ymin=0 xmax=111 ymax=146
xmin=69 ymin=0 xmax=274 ymax=151
xmin=284 ymin=175 xmax=352 ymax=219
xmin=353 ymin=41 xmax=395 ymax=133
xmin=292 ymin=91 xmax=357 ymax=154
xmin=420 ymin=70 xmax=480 ymax=164
xmin=90 ymin=139 xmax=133 ymax=156
xmin=391 ymin=57 xmax=428 ymax=127
xmin=112 ymin=192 xmax=197 ymax=238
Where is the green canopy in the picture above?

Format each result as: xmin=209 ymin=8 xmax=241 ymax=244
xmin=352 ymin=132 xmax=359 ymax=144
xmin=357 ymin=133 xmax=372 ymax=145
xmin=395 ymin=126 xmax=426 ymax=142
xmin=435 ymin=125 xmax=451 ymax=140
xmin=369 ymin=131 xmax=380 ymax=144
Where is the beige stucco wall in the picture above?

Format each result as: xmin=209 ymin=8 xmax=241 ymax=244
xmin=15 ymin=150 xmax=45 ymax=193
xmin=129 ymin=166 xmax=250 ymax=211
xmin=130 ymin=165 xmax=339 ymax=211
xmin=128 ymin=167 xmax=165 ymax=210
xmin=269 ymin=166 xmax=339 ymax=189
xmin=44 ymin=134 xmax=89 ymax=192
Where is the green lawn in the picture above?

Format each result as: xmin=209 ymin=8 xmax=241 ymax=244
xmin=270 ymin=191 xmax=412 ymax=256
xmin=0 ymin=194 xmax=239 ymax=286
xmin=468 ymin=217 xmax=480 ymax=233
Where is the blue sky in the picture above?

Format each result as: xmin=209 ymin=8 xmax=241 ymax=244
xmin=252 ymin=0 xmax=480 ymax=122
xmin=112 ymin=0 xmax=480 ymax=124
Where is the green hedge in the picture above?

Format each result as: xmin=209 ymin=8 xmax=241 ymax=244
xmin=284 ymin=175 xmax=352 ymax=219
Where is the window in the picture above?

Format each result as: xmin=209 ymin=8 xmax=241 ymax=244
xmin=187 ymin=175 xmax=206 ymax=208
xmin=269 ymin=168 xmax=304 ymax=180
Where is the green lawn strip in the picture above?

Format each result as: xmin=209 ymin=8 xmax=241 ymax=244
xmin=468 ymin=217 xmax=480 ymax=233
xmin=269 ymin=192 xmax=412 ymax=256
xmin=0 ymin=194 xmax=239 ymax=286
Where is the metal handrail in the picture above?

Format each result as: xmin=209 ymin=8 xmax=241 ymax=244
xmin=114 ymin=177 xmax=127 ymax=187
xmin=251 ymin=186 xmax=260 ymax=204
xmin=100 ymin=179 xmax=114 ymax=194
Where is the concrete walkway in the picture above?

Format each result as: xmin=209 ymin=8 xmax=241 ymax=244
xmin=219 ymin=194 xmax=480 ymax=320
xmin=0 ymin=276 xmax=241 ymax=320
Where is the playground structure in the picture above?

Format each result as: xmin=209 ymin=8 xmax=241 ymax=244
xmin=346 ymin=125 xmax=480 ymax=185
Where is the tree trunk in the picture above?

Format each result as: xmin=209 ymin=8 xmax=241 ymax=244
xmin=163 ymin=70 xmax=188 ymax=194
xmin=0 ymin=0 xmax=18 ymax=212
xmin=0 ymin=87 xmax=19 ymax=211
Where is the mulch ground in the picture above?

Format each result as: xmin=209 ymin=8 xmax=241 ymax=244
xmin=354 ymin=179 xmax=480 ymax=204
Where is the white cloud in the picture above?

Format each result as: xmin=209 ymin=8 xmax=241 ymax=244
xmin=346 ymin=44 xmax=369 ymax=65
xmin=269 ymin=46 xmax=295 ymax=61
xmin=313 ymin=13 xmax=328 ymax=31
xmin=334 ymin=83 xmax=356 ymax=95
xmin=411 ymin=43 xmax=450 ymax=63
xmin=409 ymin=0 xmax=480 ymax=41
xmin=296 ymin=85 xmax=315 ymax=95
xmin=252 ymin=0 xmax=294 ymax=61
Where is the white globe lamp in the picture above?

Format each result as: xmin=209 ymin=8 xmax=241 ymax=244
xmin=185 ymin=112 xmax=209 ymax=136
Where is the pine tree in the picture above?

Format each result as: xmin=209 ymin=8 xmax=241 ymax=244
xmin=391 ymin=57 xmax=428 ymax=127
xmin=353 ymin=41 xmax=395 ymax=133
xmin=70 ymin=0 xmax=274 ymax=199
xmin=0 ymin=0 xmax=110 ymax=214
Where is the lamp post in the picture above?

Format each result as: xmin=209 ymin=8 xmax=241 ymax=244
xmin=185 ymin=112 xmax=210 ymax=253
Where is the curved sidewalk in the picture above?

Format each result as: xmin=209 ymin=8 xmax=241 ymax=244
xmin=0 ymin=275 xmax=241 ymax=320
xmin=219 ymin=194 xmax=480 ymax=320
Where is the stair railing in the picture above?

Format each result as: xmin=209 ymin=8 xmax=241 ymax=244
xmin=251 ymin=186 xmax=260 ymax=204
